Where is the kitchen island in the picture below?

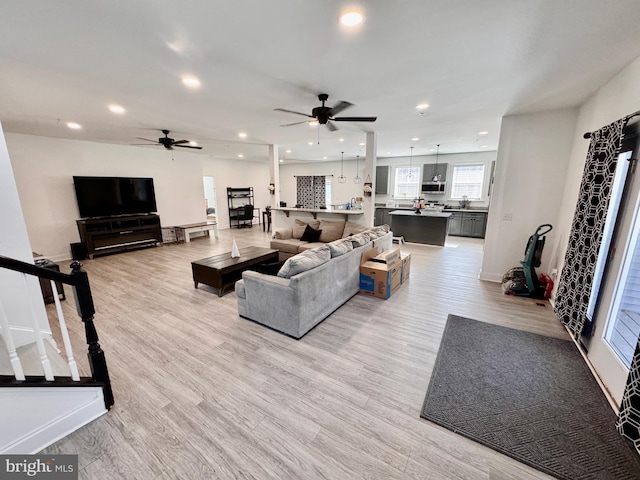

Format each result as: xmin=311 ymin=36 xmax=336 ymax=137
xmin=389 ymin=210 xmax=452 ymax=246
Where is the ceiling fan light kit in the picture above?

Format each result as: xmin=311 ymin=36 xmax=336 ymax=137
xmin=133 ymin=129 xmax=203 ymax=150
xmin=275 ymin=93 xmax=377 ymax=132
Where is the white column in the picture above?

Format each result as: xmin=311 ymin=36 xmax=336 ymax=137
xmin=364 ymin=131 xmax=377 ymax=227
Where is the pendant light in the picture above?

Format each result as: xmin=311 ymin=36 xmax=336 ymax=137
xmin=407 ymin=146 xmax=414 ymax=180
xmin=338 ymin=151 xmax=346 ymax=183
xmin=353 ymin=155 xmax=362 ymax=184
xmin=432 ymin=144 xmax=441 ymax=182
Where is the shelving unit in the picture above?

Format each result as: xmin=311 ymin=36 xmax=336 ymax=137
xmin=227 ymin=187 xmax=254 ymax=228
xmin=76 ymin=214 xmax=162 ymax=258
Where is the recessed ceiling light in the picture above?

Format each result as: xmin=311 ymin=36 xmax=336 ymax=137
xmin=238 ymin=132 xmax=247 ymax=138
xmin=323 ymin=156 xmax=327 ymax=159
xmin=238 ymin=154 xmax=244 ymax=158
xmin=386 ymin=151 xmax=391 ymax=155
xmin=308 ymin=141 xmax=313 ymax=146
xmin=429 ymin=148 xmax=436 ymax=152
xmin=285 ymin=149 xmax=291 ymax=153
xmin=339 ymin=138 xmax=345 ymax=142
xmin=279 ymin=159 xmax=284 ymax=163
xmin=108 ymin=104 xmax=125 ymax=114
xmin=478 ymin=131 xmax=489 ymax=135
xmin=359 ymin=142 xmax=365 ymax=146
xmin=480 ymin=145 xmax=488 ymax=149
xmin=181 ymin=75 xmax=201 ymax=89
xmin=67 ymin=122 xmax=82 ymax=130
xmin=189 ymin=141 xmax=198 ymax=146
xmin=416 ymin=103 xmax=430 ymax=110
xmin=411 ymin=137 xmax=420 ymax=141
xmin=340 ymin=11 xmax=364 ymax=27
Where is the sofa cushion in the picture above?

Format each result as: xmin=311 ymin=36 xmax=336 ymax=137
xmin=298 ymin=242 xmax=326 ymax=252
xmin=277 ymin=245 xmax=331 ymax=279
xmin=318 ymin=220 xmax=345 ymax=243
xmin=349 ymin=231 xmax=371 ymax=247
xmin=300 ymin=224 xmax=322 ymax=242
xmin=367 ymin=226 xmax=388 ymax=238
xmin=293 ymin=219 xmax=320 ymax=239
xmin=270 ymin=238 xmax=304 ymax=254
xmin=341 ymin=221 xmax=367 ymax=238
xmin=274 ymin=228 xmax=293 ymax=240
xmin=327 ymin=238 xmax=354 ymax=257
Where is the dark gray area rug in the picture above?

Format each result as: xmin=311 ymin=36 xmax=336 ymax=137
xmin=421 ymin=315 xmax=640 ymax=480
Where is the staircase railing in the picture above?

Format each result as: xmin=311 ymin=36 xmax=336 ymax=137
xmin=0 ymin=255 xmax=113 ymax=409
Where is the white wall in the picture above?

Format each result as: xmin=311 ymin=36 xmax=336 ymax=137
xmin=5 ymin=133 xmax=270 ymax=260
xmin=480 ymin=108 xmax=578 ymax=282
xmin=375 ymin=151 xmax=496 ymax=208
xmin=0 ymin=124 xmax=50 ymax=348
xmin=549 ymin=55 xmax=640 ymax=301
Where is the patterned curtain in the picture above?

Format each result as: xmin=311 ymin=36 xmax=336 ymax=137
xmin=553 ymin=112 xmax=640 ymax=455
xmin=618 ymin=338 xmax=640 ymax=453
xmin=554 ymin=118 xmax=627 ymax=338
xmin=296 ymin=176 xmax=326 ymax=208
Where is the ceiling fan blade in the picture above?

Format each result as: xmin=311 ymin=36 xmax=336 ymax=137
xmin=330 ymin=101 xmax=353 ymax=116
xmin=326 ymin=121 xmax=338 ymax=132
xmin=172 ymin=139 xmax=190 ymax=145
xmin=174 ymin=144 xmax=203 ymax=150
xmin=135 ymin=137 xmax=159 ymax=142
xmin=274 ymin=108 xmax=314 ymax=118
xmin=131 ymin=143 xmax=161 ymax=146
xmin=280 ymin=121 xmax=310 ymax=127
xmin=333 ymin=116 xmax=377 ymax=122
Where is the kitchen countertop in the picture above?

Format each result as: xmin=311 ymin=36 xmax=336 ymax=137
xmin=443 ymin=208 xmax=489 ymax=212
xmin=389 ymin=210 xmax=452 ymax=218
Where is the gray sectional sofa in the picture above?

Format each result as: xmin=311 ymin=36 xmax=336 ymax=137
xmin=270 ymin=219 xmax=372 ymax=260
xmin=236 ymin=227 xmax=392 ymax=338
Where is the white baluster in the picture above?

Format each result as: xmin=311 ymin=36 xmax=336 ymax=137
xmin=50 ymin=280 xmax=80 ymax=381
xmin=0 ymin=300 xmax=26 ymax=381
xmin=22 ymin=274 xmax=54 ymax=380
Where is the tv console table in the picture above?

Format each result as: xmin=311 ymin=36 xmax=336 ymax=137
xmin=76 ymin=214 xmax=162 ymax=258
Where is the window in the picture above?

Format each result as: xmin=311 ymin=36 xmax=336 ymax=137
xmin=393 ymin=166 xmax=421 ymax=198
xmin=450 ymin=164 xmax=485 ymax=200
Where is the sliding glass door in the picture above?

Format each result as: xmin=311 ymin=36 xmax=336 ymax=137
xmin=586 ymin=131 xmax=639 ymax=405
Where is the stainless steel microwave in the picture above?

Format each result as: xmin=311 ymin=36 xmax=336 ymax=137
xmin=421 ymin=182 xmax=446 ymax=194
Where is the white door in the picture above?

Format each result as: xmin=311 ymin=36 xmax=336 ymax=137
xmin=586 ymin=150 xmax=640 ymax=406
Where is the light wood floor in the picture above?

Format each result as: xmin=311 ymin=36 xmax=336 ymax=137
xmin=42 ymin=227 xmax=566 ymax=479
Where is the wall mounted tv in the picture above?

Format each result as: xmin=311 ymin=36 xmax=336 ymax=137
xmin=73 ymin=176 xmax=157 ymax=218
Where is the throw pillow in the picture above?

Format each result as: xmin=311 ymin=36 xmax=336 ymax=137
xmin=300 ymin=224 xmax=322 ymax=242
xmin=252 ymin=261 xmax=286 ymax=276
xmin=341 ymin=221 xmax=367 ymax=238
xmin=327 ymin=238 xmax=354 ymax=257
xmin=318 ymin=220 xmax=346 ymax=243
xmin=292 ymin=219 xmax=320 ymax=239
xmin=277 ymin=245 xmax=331 ymax=279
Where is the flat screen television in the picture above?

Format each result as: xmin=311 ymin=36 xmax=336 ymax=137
xmin=73 ymin=176 xmax=157 ymax=218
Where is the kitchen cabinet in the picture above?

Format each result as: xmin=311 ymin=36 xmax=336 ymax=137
xmin=447 ymin=210 xmax=487 ymax=238
xmin=374 ymin=208 xmax=395 ymax=226
xmin=422 ymin=163 xmax=448 ymax=183
xmin=376 ymin=165 xmax=389 ymax=194
xmin=448 ymin=212 xmax=463 ymax=235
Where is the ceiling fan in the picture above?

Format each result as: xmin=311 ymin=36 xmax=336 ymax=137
xmin=133 ymin=129 xmax=203 ymax=150
xmin=275 ymin=93 xmax=377 ymax=131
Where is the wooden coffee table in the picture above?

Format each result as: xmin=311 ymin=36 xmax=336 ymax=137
xmin=191 ymin=246 xmax=278 ymax=297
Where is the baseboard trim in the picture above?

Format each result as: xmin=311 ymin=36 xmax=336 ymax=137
xmin=0 ymin=386 xmax=107 ymax=454
xmin=478 ymin=271 xmax=502 ymax=282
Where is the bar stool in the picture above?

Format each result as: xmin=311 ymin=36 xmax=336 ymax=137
xmin=263 ymin=207 xmax=272 ymax=232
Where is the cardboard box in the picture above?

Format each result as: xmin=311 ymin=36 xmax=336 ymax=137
xmin=359 ymin=247 xmax=402 ymax=299
xmin=401 ymin=252 xmax=411 ymax=284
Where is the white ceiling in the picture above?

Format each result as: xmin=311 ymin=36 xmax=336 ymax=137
xmin=1 ymin=1 xmax=640 ymax=164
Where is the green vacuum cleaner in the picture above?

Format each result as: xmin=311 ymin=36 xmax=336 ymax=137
xmin=502 ymin=224 xmax=553 ymax=298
